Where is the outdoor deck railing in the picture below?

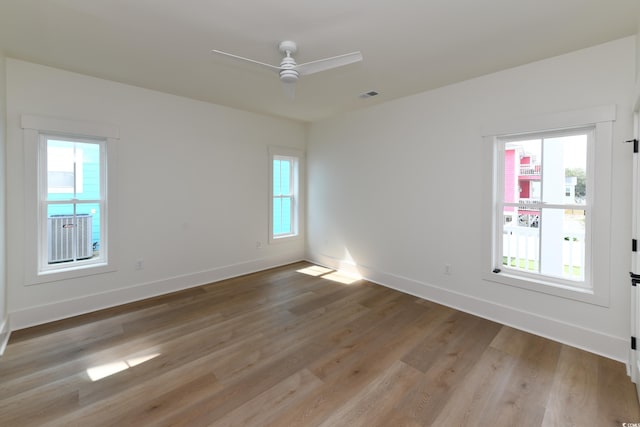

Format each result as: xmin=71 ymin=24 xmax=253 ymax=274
xmin=518 ymin=198 xmax=540 ymax=206
xmin=503 ymin=225 xmax=584 ymax=281
xmin=519 ymin=164 xmax=541 ymax=176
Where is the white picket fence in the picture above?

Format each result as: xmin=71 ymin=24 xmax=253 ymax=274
xmin=503 ymin=225 xmax=584 ymax=280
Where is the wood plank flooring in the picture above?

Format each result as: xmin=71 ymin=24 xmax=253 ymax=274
xmin=1 ymin=261 xmax=639 ymax=426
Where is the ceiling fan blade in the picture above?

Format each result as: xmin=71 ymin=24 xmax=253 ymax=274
xmin=211 ymin=49 xmax=281 ymax=72
xmin=295 ymin=51 xmax=363 ymax=76
xmin=282 ymin=81 xmax=296 ymax=99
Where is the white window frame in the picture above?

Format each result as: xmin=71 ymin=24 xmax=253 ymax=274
xmin=482 ymin=105 xmax=614 ymax=306
xmin=268 ymin=146 xmax=304 ymax=244
xmin=22 ymin=115 xmax=118 ymax=284
xmin=39 ymin=134 xmax=106 ymax=272
xmin=495 ymin=127 xmax=594 ymax=285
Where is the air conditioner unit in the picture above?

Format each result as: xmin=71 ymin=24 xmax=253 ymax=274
xmin=47 ymin=214 xmax=93 ymax=263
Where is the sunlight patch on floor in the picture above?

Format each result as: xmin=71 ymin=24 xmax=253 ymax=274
xmin=297 ymin=265 xmax=334 ymax=276
xmin=297 ymin=263 xmax=362 ymax=285
xmin=86 ymin=353 xmax=160 ymax=381
xmin=322 ymin=271 xmax=361 ymax=285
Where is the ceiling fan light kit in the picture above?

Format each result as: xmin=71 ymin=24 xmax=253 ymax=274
xmin=211 ymin=40 xmax=363 ymax=98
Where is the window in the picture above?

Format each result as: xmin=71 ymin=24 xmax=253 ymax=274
xmin=273 ymin=156 xmax=295 ymax=236
xmin=269 ymin=147 xmax=303 ymax=242
xmin=41 ymin=135 xmax=105 ymax=270
xmin=22 ymin=115 xmax=118 ymax=283
xmin=496 ymin=128 xmax=591 ymax=285
xmin=484 ymin=105 xmax=614 ymax=306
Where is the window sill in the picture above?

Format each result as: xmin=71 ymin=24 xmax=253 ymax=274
xmin=482 ymin=270 xmax=608 ymax=307
xmin=27 ymin=262 xmax=116 ymax=285
xmin=269 ymin=233 xmax=302 ymax=245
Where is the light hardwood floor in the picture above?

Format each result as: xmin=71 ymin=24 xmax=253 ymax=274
xmin=1 ymin=261 xmax=639 ymax=426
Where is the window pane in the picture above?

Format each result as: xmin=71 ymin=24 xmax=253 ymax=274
xmin=47 ymin=139 xmax=101 ymax=201
xmin=273 ymin=159 xmax=282 ymax=196
xmin=76 ymin=203 xmax=101 ymax=258
xmin=76 ymin=142 xmax=101 ymax=201
xmin=280 ymin=160 xmax=291 ymax=194
xmin=47 ymin=140 xmax=76 ymax=198
xmin=539 ymin=208 xmax=585 ymax=281
xmin=503 ymin=207 xmax=586 ymax=282
xmin=273 ymin=196 xmax=292 ymax=235
xmin=504 ymin=140 xmax=541 ymax=206
xmin=502 ymin=212 xmax=540 ymax=273
xmin=543 ymin=134 xmax=587 ymax=205
xmin=47 ymin=204 xmax=98 ymax=264
xmin=273 ymin=198 xmax=281 ymax=235
xmin=274 ymin=158 xmax=291 ymax=196
xmin=280 ymin=197 xmax=291 ymax=233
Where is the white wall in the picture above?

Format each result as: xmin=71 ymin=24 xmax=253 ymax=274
xmin=5 ymin=59 xmax=306 ymax=329
xmin=0 ymin=52 xmax=8 ymax=352
xmin=636 ymin=15 xmax=640 ymax=92
xmin=636 ymin=15 xmax=640 ymax=83
xmin=307 ymin=36 xmax=637 ymax=362
xmin=5 ymin=37 xmax=638 ymax=362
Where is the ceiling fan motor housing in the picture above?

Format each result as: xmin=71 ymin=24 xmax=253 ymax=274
xmin=279 ymin=56 xmax=299 ymax=83
xmin=278 ymin=40 xmax=298 ymax=55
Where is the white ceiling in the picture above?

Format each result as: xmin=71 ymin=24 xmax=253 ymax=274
xmin=0 ymin=1 xmax=638 ymax=122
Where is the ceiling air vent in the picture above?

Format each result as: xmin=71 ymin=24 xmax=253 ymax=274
xmin=359 ymin=91 xmax=379 ymax=99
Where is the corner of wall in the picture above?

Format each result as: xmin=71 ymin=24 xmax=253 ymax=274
xmin=307 ymin=251 xmax=629 ymax=363
xmin=0 ymin=51 xmax=8 ymax=355
xmin=9 ymin=251 xmax=304 ymax=331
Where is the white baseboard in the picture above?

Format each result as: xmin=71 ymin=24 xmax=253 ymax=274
xmin=10 ymin=253 xmax=304 ymax=331
xmin=0 ymin=316 xmax=10 ymax=356
xmin=10 ymin=251 xmax=627 ymax=363
xmin=308 ymin=252 xmax=628 ymax=363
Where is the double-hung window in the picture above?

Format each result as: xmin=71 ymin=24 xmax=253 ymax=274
xmin=484 ymin=106 xmax=614 ymax=306
xmin=22 ymin=115 xmax=118 ymax=284
xmin=269 ymin=147 xmax=303 ymax=242
xmin=41 ymin=135 xmax=105 ymax=269
xmin=496 ymin=128 xmax=591 ymax=284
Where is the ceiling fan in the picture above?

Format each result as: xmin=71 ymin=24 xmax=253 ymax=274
xmin=211 ymin=40 xmax=363 ymax=98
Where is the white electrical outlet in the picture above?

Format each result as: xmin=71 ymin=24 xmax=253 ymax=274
xmin=444 ymin=264 xmax=452 ymax=275
xmin=135 ymin=259 xmax=144 ymax=270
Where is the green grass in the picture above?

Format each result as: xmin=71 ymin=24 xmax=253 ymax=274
xmin=503 ymin=257 xmax=537 ymax=270
xmin=502 ymin=256 xmax=581 ymax=276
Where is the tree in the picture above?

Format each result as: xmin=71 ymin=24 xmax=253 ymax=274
xmin=565 ymin=168 xmax=586 ymax=201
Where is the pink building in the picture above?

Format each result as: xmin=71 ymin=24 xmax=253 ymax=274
xmin=504 ymin=148 xmax=541 ymax=226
